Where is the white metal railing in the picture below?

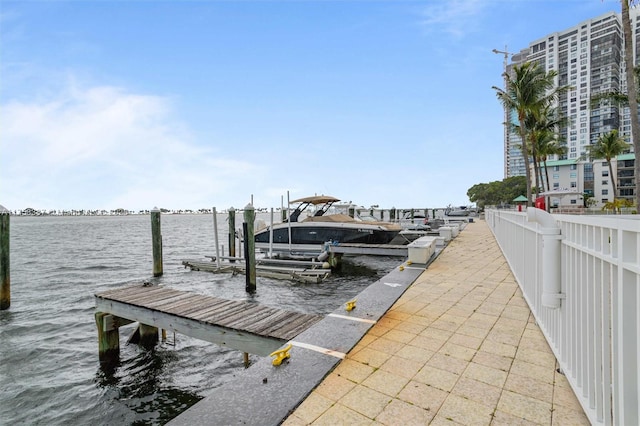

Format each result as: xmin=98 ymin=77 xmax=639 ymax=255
xmin=486 ymin=209 xmax=639 ymax=426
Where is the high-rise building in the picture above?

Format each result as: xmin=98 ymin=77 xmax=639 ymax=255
xmin=502 ymin=9 xmax=637 ymax=203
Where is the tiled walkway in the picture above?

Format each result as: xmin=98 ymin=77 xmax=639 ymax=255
xmin=283 ymin=220 xmax=590 ymax=425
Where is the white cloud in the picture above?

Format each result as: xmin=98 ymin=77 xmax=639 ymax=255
xmin=420 ymin=0 xmax=485 ymax=39
xmin=1 ymin=83 xmax=261 ymax=210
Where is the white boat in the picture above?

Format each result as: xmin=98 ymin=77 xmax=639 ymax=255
xmin=445 ymin=205 xmax=471 ymax=217
xmin=254 ymin=195 xmax=402 ymax=254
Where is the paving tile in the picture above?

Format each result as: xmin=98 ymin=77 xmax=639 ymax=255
xmin=397 ymin=380 xmax=448 ymax=411
xmin=451 ymin=376 xmax=502 ymax=408
xmin=379 ymin=355 xmax=423 ymax=379
xmin=288 ymin=392 xmax=334 ymax=424
xmin=551 ymin=404 xmax=591 ymax=425
xmin=382 ymin=328 xmax=417 ymax=344
xmin=361 ymin=369 xmax=410 ymax=397
xmin=384 ymin=310 xmax=411 ymax=321
xmin=392 ymin=320 xmax=426 ymax=335
xmin=457 ymin=324 xmax=491 ymax=339
xmin=439 ymin=341 xmax=477 ymax=361
xmin=448 ymin=332 xmax=483 ymax=350
xmin=510 ymin=358 xmax=555 ymax=385
xmin=315 ymin=373 xmax=357 ymax=401
xmin=479 ymin=340 xmax=517 ymax=358
xmin=367 ymin=336 xmax=405 ymax=355
xmin=486 ymin=330 xmax=522 ymax=346
xmin=515 ymin=346 xmax=557 ymax=369
xmin=462 ymin=362 xmax=508 ymax=388
xmin=312 ymin=403 xmax=373 ymax=426
xmin=374 ymin=398 xmax=435 ymax=425
xmin=280 ymin=414 xmax=308 ymax=426
xmin=491 ymin=409 xmax=540 ymax=425
xmin=427 ymin=352 xmax=469 ymax=375
xmin=367 ymin=324 xmax=391 ymax=337
xmin=504 ymin=372 xmax=553 ymax=403
xmin=437 ymin=394 xmax=494 ymax=426
xmin=552 ymin=380 xmax=585 ymax=411
xmin=497 ymin=389 xmax=552 ymax=424
xmin=376 ymin=317 xmax=402 ymax=330
xmin=413 ymin=365 xmax=460 ymax=392
xmin=395 ymin=344 xmax=434 ymax=363
xmin=333 ymin=358 xmax=375 ymax=384
xmin=429 ymin=414 xmax=466 ymax=425
xmin=348 ymin=347 xmax=392 ymax=368
xmin=471 ymin=351 xmax=513 ymax=372
xmin=340 ymin=385 xmax=392 ymax=419
xmin=404 ymin=313 xmax=435 ymax=327
xmin=409 ymin=334 xmax=447 ymax=352
xmin=420 ymin=326 xmax=454 ymax=341
xmin=501 ymin=305 xmax=531 ymax=321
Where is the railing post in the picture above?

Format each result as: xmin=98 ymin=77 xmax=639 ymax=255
xmin=527 ymin=207 xmax=562 ymax=309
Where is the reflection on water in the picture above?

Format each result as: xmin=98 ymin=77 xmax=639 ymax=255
xmin=0 ymin=214 xmax=399 ymax=425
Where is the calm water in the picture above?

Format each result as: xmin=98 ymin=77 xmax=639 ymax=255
xmin=0 ymin=214 xmax=398 ymax=425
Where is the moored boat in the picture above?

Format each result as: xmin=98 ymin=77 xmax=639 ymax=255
xmin=254 ymin=195 xmax=402 ymax=253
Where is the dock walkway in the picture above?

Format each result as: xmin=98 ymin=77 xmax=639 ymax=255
xmin=95 ymin=286 xmax=322 ymax=356
xmin=283 ymin=220 xmax=590 ymax=425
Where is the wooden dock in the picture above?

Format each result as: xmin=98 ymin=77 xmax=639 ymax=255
xmin=95 ymin=285 xmax=323 ymax=358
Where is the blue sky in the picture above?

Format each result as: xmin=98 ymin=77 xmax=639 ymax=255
xmin=0 ymin=0 xmax=623 ymax=211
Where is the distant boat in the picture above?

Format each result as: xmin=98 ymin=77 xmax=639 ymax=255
xmin=445 ymin=205 xmax=471 ymax=217
xmin=254 ymin=195 xmax=402 ymax=252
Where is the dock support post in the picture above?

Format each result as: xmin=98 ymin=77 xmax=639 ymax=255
xmin=228 ymin=207 xmax=236 ymax=261
xmin=96 ymin=312 xmax=120 ymax=363
xmin=139 ymin=323 xmax=159 ymax=348
xmin=244 ymin=204 xmax=256 ymax=293
xmin=0 ymin=205 xmax=10 ymax=311
xmin=151 ymin=207 xmax=163 ymax=277
xmin=243 ymin=352 xmax=250 ymax=368
xmin=390 ymin=207 xmax=396 ymax=222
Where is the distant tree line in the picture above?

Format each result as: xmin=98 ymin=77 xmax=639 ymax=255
xmin=467 ymin=176 xmax=528 ymax=210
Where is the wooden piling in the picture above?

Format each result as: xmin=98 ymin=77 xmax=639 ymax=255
xmin=228 ymin=207 xmax=236 ymax=261
xmin=390 ymin=207 xmax=396 ymax=221
xmin=95 ymin=312 xmax=120 ymax=363
xmin=151 ymin=207 xmax=163 ymax=277
xmin=244 ymin=204 xmax=256 ymax=293
xmin=139 ymin=323 xmax=159 ymax=348
xmin=0 ymin=206 xmax=10 ymax=311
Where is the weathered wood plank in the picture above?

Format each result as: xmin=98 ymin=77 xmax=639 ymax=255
xmin=95 ymin=285 xmax=322 ymax=355
xmin=95 ymin=296 xmax=285 ymax=356
xmin=188 ymin=300 xmax=242 ymax=320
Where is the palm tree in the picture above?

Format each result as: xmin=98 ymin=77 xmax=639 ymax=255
xmin=537 ymin=137 xmax=566 ymax=193
xmin=621 ymin=1 xmax=640 ymax=209
xmin=529 ymin=104 xmax=567 ymax=194
xmin=493 ymin=62 xmax=565 ymax=206
xmin=586 ymin=130 xmax=630 ymax=195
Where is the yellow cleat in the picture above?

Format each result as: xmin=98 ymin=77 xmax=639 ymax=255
xmin=270 ymin=343 xmax=292 ymax=366
xmin=345 ymin=298 xmax=357 ymax=311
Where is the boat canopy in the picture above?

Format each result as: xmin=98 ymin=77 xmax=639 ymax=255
xmin=290 ymin=195 xmax=340 ymax=205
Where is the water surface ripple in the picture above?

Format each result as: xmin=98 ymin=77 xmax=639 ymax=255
xmin=0 ymin=214 xmax=398 ymax=425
